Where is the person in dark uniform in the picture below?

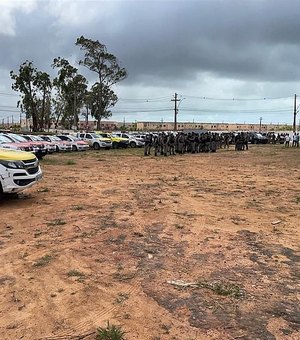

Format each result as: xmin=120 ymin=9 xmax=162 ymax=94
xmin=144 ymin=133 xmax=152 ymax=156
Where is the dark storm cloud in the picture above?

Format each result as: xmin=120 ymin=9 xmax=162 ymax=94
xmin=103 ymin=0 xmax=300 ymax=84
xmin=1 ymin=0 xmax=300 ymax=124
xmin=2 ymin=0 xmax=300 ymax=86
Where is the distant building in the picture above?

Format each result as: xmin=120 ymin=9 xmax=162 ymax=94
xmin=19 ymin=118 xmax=292 ymax=133
xmin=136 ymin=121 xmax=281 ymax=132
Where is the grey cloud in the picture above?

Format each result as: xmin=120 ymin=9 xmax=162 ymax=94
xmin=1 ymin=0 xmax=300 ymax=124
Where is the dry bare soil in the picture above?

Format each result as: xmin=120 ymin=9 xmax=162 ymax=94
xmin=0 ymin=145 xmax=299 ymax=340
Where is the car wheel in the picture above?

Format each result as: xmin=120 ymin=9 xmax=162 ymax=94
xmin=93 ymin=142 xmax=100 ymax=150
xmin=72 ymin=145 xmax=78 ymax=151
xmin=56 ymin=145 xmax=60 ymax=152
xmin=130 ymin=141 xmax=136 ymax=148
xmin=112 ymin=142 xmax=118 ymax=149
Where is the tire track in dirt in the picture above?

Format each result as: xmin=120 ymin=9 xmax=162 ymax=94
xmin=39 ymin=281 xmax=141 ymax=339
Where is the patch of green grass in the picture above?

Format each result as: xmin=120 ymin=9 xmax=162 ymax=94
xmin=33 ymin=254 xmax=53 ymax=267
xmin=295 ymin=196 xmax=300 ymax=204
xmin=66 ymin=160 xmax=76 ymax=165
xmin=96 ymin=322 xmax=126 ymax=340
xmin=198 ymin=281 xmax=244 ymax=298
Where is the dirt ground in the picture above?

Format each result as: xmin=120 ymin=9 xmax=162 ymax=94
xmin=0 ymin=145 xmax=299 ymax=340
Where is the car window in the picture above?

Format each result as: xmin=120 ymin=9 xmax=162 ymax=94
xmin=8 ymin=134 xmax=27 ymax=142
xmin=0 ymin=135 xmax=13 ymax=143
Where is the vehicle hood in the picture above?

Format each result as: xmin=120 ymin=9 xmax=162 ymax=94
xmin=0 ymin=148 xmax=36 ymax=161
xmin=96 ymin=137 xmax=111 ymax=142
xmin=111 ymin=136 xmax=128 ymax=142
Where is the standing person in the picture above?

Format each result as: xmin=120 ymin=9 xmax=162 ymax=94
xmin=177 ymin=132 xmax=185 ymax=154
xmin=168 ymin=133 xmax=176 ymax=155
xmin=284 ymin=134 xmax=290 ymax=148
xmin=144 ymin=133 xmax=152 ymax=156
xmin=235 ymin=133 xmax=241 ymax=151
xmin=153 ymin=134 xmax=160 ymax=156
xmin=292 ymin=133 xmax=297 ymax=147
xmin=295 ymin=132 xmax=300 ymax=148
xmin=162 ymin=132 xmax=169 ymax=156
xmin=211 ymin=133 xmax=217 ymax=152
xmin=190 ymin=132 xmax=196 ymax=154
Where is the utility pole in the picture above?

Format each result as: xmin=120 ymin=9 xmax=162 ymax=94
xmin=73 ymin=90 xmax=77 ymax=131
xmin=171 ymin=93 xmax=180 ymax=131
xmin=259 ymin=117 xmax=262 ymax=132
xmin=293 ymin=94 xmax=297 ymax=133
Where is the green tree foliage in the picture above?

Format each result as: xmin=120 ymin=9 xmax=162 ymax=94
xmin=52 ymin=57 xmax=88 ymax=129
xmin=89 ymin=84 xmax=118 ymax=129
xmin=76 ymin=36 xmax=127 ymax=129
xmin=10 ymin=61 xmax=52 ymax=132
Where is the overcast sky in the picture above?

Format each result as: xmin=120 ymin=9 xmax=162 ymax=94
xmin=1 ymin=0 xmax=300 ymax=125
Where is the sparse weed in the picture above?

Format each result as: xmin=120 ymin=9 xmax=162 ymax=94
xmin=47 ymin=219 xmax=66 ymax=226
xmin=198 ymin=280 xmax=244 ymax=298
xmin=67 ymin=269 xmax=85 ymax=278
xmin=96 ymin=321 xmax=126 ymax=340
xmin=72 ymin=205 xmax=84 ymax=211
xmin=115 ymin=293 xmax=129 ymax=304
xmin=38 ymin=187 xmax=50 ymax=193
xmin=33 ymin=254 xmax=53 ymax=267
xmin=169 ymin=192 xmax=179 ymax=197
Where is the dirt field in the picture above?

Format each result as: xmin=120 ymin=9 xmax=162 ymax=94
xmin=0 ymin=145 xmax=299 ymax=340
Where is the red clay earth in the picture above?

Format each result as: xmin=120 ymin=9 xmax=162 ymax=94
xmin=0 ymin=145 xmax=299 ymax=340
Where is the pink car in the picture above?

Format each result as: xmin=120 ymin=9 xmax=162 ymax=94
xmin=0 ymin=134 xmax=33 ymax=152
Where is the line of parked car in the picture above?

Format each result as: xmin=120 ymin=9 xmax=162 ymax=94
xmin=0 ymin=131 xmax=146 ymax=198
xmin=0 ymin=131 xmax=146 ymax=159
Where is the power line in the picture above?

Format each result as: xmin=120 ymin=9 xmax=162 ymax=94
xmin=0 ymin=109 xmax=21 ymax=113
xmin=183 ymin=95 xmax=294 ymax=101
xmin=118 ymin=96 xmax=170 ymax=102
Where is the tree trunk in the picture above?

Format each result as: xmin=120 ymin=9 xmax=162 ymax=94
xmin=97 ymin=117 xmax=102 ymax=131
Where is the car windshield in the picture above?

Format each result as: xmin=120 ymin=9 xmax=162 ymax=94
xmin=99 ymin=133 xmax=109 ymax=138
xmin=0 ymin=135 xmax=13 ymax=143
xmin=30 ymin=135 xmax=43 ymax=141
xmin=96 ymin=133 xmax=109 ymax=138
xmin=7 ymin=134 xmax=27 ymax=142
xmin=50 ymin=136 xmax=62 ymax=141
xmin=90 ymin=133 xmax=101 ymax=138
